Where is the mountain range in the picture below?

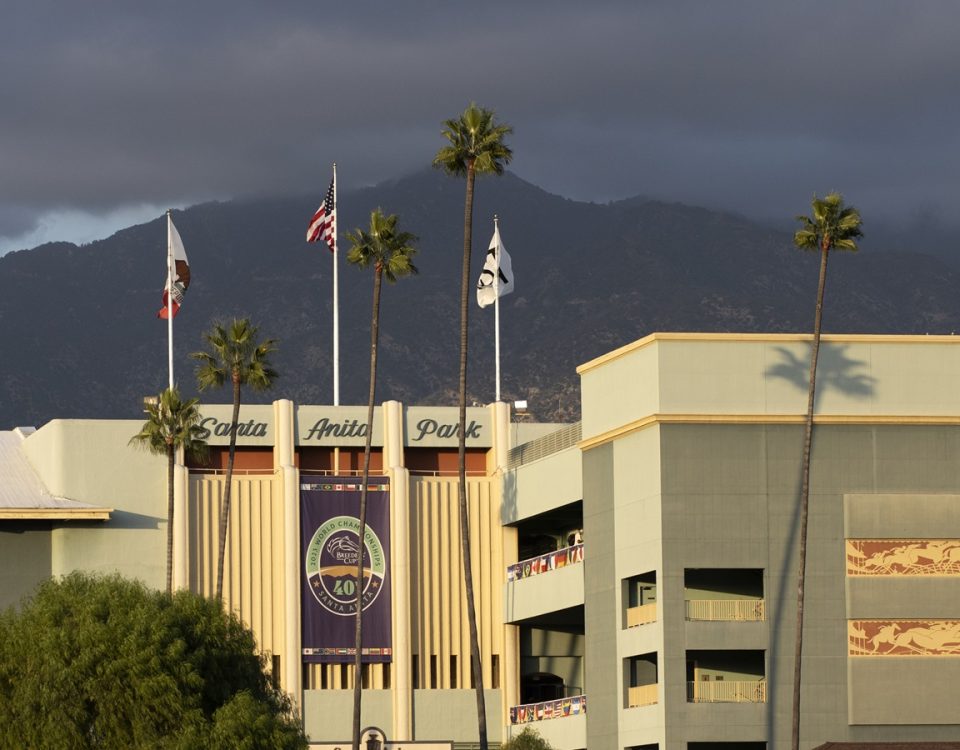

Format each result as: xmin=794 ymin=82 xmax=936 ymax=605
xmin=3 ymin=168 xmax=960 ymax=429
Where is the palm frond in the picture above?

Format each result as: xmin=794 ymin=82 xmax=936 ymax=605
xmin=346 ymin=209 xmax=419 ymax=284
xmin=794 ymin=192 xmax=863 ymax=254
xmin=130 ymin=387 xmax=208 ymax=459
xmin=191 ymin=319 xmax=279 ymax=392
xmin=433 ymin=103 xmax=512 ymax=177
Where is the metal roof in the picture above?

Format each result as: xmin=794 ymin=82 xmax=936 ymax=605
xmin=0 ymin=428 xmax=111 ymax=520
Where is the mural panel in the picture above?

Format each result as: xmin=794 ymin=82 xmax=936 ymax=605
xmin=849 ymin=620 xmax=960 ymax=656
xmin=846 ymin=539 xmax=960 ymax=576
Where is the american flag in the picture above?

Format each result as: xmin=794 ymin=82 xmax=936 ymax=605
xmin=306 ymin=177 xmax=336 ymax=251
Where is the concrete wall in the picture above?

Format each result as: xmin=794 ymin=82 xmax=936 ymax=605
xmin=658 ymin=422 xmax=960 ymax=748
xmin=303 ymin=689 xmax=393 ymax=741
xmin=503 ymin=445 xmax=582 ymax=524
xmin=411 ymin=689 xmax=503 ymax=743
xmin=582 ymin=442 xmax=620 ymax=748
xmin=581 ymin=335 xmax=960 ymax=436
xmin=24 ymin=419 xmax=166 ymax=588
xmin=504 ymin=563 xmax=583 ymax=623
xmin=0 ymin=522 xmax=51 ymax=609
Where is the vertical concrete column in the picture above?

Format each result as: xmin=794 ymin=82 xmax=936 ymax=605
xmin=274 ymin=399 xmax=295 ymax=469
xmin=383 ymin=400 xmax=412 ymax=738
xmin=275 ymin=401 xmax=301 ymax=708
xmin=489 ymin=400 xmax=519 ymax=717
xmin=173 ymin=463 xmax=189 ymax=591
xmin=383 ymin=400 xmax=404 ymax=470
xmin=390 ymin=466 xmax=412 ymax=741
xmin=490 ymin=400 xmax=511 ymax=472
xmin=282 ymin=464 xmax=302 ymax=708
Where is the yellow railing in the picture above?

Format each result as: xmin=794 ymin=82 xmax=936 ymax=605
xmin=687 ymin=680 xmax=766 ymax=703
xmin=626 ymin=603 xmax=657 ymax=627
xmin=685 ymin=599 xmax=765 ymax=621
xmin=627 ymin=683 xmax=658 ymax=707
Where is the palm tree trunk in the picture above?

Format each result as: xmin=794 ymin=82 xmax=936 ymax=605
xmin=216 ymin=377 xmax=241 ymax=601
xmin=458 ymin=163 xmax=488 ymax=750
xmin=791 ymin=243 xmax=830 ymax=750
xmin=166 ymin=443 xmax=175 ymax=595
xmin=353 ymin=266 xmax=383 ymax=750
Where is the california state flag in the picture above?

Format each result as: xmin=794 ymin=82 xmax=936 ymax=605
xmin=158 ymin=217 xmax=191 ymax=319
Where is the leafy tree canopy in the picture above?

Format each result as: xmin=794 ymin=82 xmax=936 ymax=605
xmin=501 ymin=727 xmax=556 ymax=750
xmin=0 ymin=573 xmax=306 ymax=749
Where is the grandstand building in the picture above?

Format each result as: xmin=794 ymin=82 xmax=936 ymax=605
xmin=4 ymin=333 xmax=960 ymax=749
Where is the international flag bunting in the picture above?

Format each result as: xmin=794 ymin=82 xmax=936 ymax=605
xmin=306 ymin=177 xmax=336 ymax=252
xmin=477 ymin=223 xmax=514 ymax=308
xmin=158 ymin=218 xmax=190 ymax=319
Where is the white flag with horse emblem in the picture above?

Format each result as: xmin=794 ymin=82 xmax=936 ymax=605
xmin=477 ymin=223 xmax=514 ymax=308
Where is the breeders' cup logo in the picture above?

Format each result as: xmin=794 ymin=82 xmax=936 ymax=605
xmin=305 ymin=515 xmax=386 ymax=616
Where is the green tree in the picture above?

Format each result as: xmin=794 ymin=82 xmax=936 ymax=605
xmin=0 ymin=572 xmax=306 ymax=749
xmin=344 ymin=209 xmax=418 ymax=750
xmin=192 ymin=319 xmax=278 ymax=601
xmin=433 ymin=102 xmax=512 ymax=750
xmin=130 ymin=387 xmax=208 ymax=595
xmin=790 ymin=192 xmax=863 ymax=750
xmin=502 ymin=727 xmax=555 ymax=750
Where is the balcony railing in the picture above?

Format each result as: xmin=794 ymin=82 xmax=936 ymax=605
xmin=627 ymin=683 xmax=658 ymax=707
xmin=507 ymin=543 xmax=584 ymax=582
xmin=510 ymin=695 xmax=587 ymax=724
xmin=685 ymin=599 xmax=765 ymax=621
xmin=687 ymin=680 xmax=766 ymax=703
xmin=626 ymin=603 xmax=657 ymax=627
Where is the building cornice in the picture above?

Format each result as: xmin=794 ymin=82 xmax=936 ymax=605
xmin=576 ymin=332 xmax=960 ymax=375
xmin=579 ymin=413 xmax=960 ymax=451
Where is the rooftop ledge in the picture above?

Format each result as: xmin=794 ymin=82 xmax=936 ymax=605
xmin=577 ymin=332 xmax=960 ymax=374
xmin=576 ymin=334 xmax=960 ymax=446
xmin=0 ymin=507 xmax=113 ymax=521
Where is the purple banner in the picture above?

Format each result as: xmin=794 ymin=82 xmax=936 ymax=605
xmin=301 ymin=478 xmax=392 ymax=663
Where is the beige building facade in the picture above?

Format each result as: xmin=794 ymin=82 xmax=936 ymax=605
xmin=5 ymin=333 xmax=960 ymax=749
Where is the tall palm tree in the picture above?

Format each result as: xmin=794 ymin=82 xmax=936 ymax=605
xmin=191 ymin=319 xmax=278 ymax=601
xmin=790 ymin=193 xmax=862 ymax=750
xmin=345 ymin=208 xmax=418 ymax=750
xmin=433 ymin=103 xmax=512 ymax=750
xmin=130 ymin=387 xmax=207 ymax=595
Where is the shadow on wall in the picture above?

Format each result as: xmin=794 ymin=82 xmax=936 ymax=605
xmin=763 ymin=343 xmax=875 ymax=736
xmin=501 ymin=470 xmax=518 ymax=525
xmin=765 ymin=345 xmax=877 ymax=402
xmin=102 ymin=510 xmax=162 ymax=531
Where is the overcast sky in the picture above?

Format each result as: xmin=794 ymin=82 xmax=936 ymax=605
xmin=2 ymin=1 xmax=958 ymax=254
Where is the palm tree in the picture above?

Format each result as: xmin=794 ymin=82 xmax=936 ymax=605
xmin=433 ymin=103 xmax=512 ymax=750
xmin=130 ymin=387 xmax=207 ymax=595
xmin=790 ymin=193 xmax=862 ymax=750
xmin=191 ymin=319 xmax=278 ymax=601
xmin=344 ymin=208 xmax=418 ymax=750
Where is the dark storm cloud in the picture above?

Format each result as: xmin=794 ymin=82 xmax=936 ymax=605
xmin=2 ymin=0 xmax=959 ymax=243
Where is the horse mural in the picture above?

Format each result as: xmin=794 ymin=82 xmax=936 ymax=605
xmin=850 ymin=620 xmax=960 ymax=656
xmin=846 ymin=539 xmax=960 ymax=576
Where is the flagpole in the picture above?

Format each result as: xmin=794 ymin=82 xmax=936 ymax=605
xmin=494 ymin=215 xmax=501 ymax=403
xmin=166 ymin=210 xmax=174 ymax=391
xmin=332 ymin=163 xmax=340 ymax=406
